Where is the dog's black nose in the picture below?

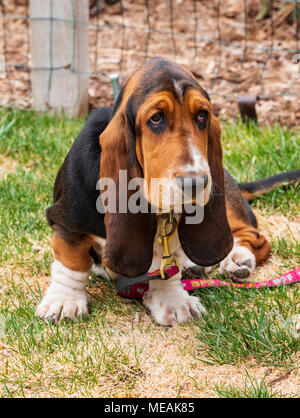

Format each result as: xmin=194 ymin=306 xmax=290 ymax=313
xmin=176 ymin=175 xmax=208 ymax=197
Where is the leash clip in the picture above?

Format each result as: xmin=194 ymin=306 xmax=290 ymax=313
xmin=158 ymin=213 xmax=179 ymax=279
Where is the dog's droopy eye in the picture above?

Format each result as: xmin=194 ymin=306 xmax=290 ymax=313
xmin=149 ymin=112 xmax=164 ymax=126
xmin=196 ymin=110 xmax=208 ymax=129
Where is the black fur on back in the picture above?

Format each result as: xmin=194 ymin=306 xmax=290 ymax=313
xmin=46 ymin=107 xmax=113 ymax=238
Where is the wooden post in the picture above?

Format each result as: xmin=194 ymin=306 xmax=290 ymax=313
xmin=30 ymin=0 xmax=89 ymax=117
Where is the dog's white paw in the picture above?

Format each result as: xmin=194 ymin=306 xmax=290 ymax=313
xmin=143 ymin=281 xmax=206 ymax=326
xmin=36 ymin=260 xmax=89 ymax=323
xmin=219 ymin=242 xmax=255 ymax=282
xmin=36 ymin=286 xmax=89 ymax=323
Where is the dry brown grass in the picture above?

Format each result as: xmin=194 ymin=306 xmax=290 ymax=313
xmin=249 ymin=210 xmax=300 ymax=283
xmin=0 ymin=156 xmax=17 ymax=180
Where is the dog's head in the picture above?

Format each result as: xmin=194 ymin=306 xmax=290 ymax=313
xmin=100 ymin=57 xmax=233 ymax=277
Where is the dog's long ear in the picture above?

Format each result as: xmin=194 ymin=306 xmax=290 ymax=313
xmin=99 ymin=98 xmax=157 ymax=277
xmin=178 ymin=115 xmax=233 ymax=266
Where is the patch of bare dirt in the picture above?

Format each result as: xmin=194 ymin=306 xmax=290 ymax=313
xmin=89 ymin=311 xmax=299 ymax=397
xmin=0 ymin=155 xmax=18 ymax=179
xmin=250 ymin=210 xmax=300 ymax=282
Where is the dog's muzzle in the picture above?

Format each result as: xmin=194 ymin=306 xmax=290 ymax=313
xmin=176 ymin=175 xmax=208 ymax=198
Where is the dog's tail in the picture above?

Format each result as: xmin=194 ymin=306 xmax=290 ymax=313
xmin=238 ymin=169 xmax=300 ymax=201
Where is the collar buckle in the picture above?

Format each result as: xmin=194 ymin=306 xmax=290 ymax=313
xmin=158 ymin=213 xmax=179 ymax=278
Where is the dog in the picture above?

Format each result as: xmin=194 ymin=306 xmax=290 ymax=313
xmin=36 ymin=57 xmax=300 ymax=326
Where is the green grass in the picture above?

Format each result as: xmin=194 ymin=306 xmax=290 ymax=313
xmin=271 ymin=237 xmax=300 ymax=265
xmin=0 ymin=275 xmax=145 ymax=397
xmin=0 ymin=109 xmax=83 ymax=268
xmin=214 ymin=371 xmax=280 ymax=398
xmin=0 ymin=108 xmax=299 ymax=398
xmin=222 ymin=120 xmax=300 ymax=215
xmin=194 ymin=285 xmax=299 ymax=366
xmin=0 ymin=108 xmax=83 ymax=166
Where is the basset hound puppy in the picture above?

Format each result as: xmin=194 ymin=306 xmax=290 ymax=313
xmin=36 ymin=57 xmax=298 ymax=326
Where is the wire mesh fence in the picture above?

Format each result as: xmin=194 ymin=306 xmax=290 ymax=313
xmin=0 ymin=0 xmax=300 ymax=124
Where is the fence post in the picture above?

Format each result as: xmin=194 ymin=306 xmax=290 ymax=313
xmin=30 ymin=0 xmax=89 ymax=117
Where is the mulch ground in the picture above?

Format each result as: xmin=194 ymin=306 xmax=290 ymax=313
xmin=0 ymin=0 xmax=300 ymax=125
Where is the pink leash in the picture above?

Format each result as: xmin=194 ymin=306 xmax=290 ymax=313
xmin=118 ymin=267 xmax=300 ymax=299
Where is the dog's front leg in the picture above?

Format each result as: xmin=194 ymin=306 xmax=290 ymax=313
xmin=143 ymin=274 xmax=206 ymax=326
xmin=36 ymin=228 xmax=93 ymax=322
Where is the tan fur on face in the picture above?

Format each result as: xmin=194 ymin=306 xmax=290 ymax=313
xmin=135 ymin=89 xmax=212 ymax=210
xmin=98 ymin=57 xmax=233 ymax=276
